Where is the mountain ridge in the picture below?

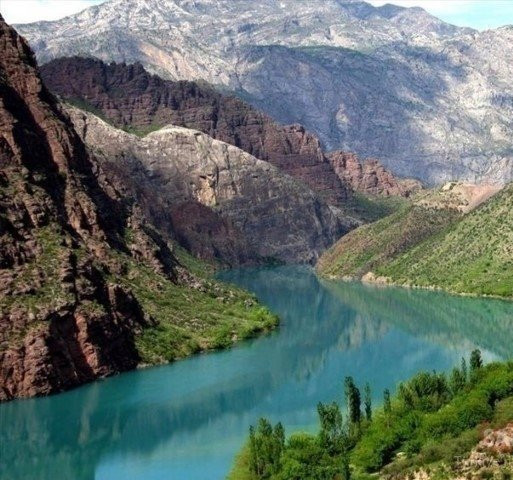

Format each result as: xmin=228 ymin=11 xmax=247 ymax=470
xmin=15 ymin=0 xmax=513 ymax=184
xmin=40 ymin=55 xmax=419 ymax=202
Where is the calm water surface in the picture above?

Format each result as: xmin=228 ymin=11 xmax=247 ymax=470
xmin=2 ymin=266 xmax=513 ymax=480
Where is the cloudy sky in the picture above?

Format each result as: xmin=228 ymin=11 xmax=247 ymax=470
xmin=1 ymin=0 xmax=513 ymax=30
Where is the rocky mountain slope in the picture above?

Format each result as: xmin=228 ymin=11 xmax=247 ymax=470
xmin=0 ymin=15 xmax=276 ymax=401
xmin=15 ymin=0 xmax=513 ymax=184
xmin=327 ymin=151 xmax=421 ymax=197
xmin=317 ymin=183 xmax=502 ymax=284
xmin=40 ymin=56 xmax=417 ymax=203
xmin=68 ymin=106 xmax=352 ymax=264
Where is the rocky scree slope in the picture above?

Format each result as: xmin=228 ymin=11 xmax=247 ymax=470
xmin=0 ymin=16 xmax=275 ymax=401
xmin=40 ymin=56 xmax=418 ymax=202
xmin=317 ymin=183 xmax=501 ymax=284
xmin=15 ymin=0 xmax=513 ymax=184
xmin=68 ymin=106 xmax=353 ymax=264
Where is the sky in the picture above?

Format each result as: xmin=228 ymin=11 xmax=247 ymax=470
xmin=0 ymin=0 xmax=513 ymax=30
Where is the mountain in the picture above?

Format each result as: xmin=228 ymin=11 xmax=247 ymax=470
xmin=0 ymin=15 xmax=276 ymax=401
xmin=15 ymin=0 xmax=513 ymax=184
xmin=39 ymin=56 xmax=418 ymax=205
xmin=68 ymin=106 xmax=353 ymax=264
xmin=40 ymin=56 xmax=350 ymax=206
xmin=317 ymin=182 xmax=511 ymax=298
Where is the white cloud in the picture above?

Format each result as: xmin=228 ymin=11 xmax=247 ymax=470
xmin=0 ymin=0 xmax=107 ymax=24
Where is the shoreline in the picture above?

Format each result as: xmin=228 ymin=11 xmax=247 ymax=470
xmin=318 ymin=270 xmax=513 ymax=303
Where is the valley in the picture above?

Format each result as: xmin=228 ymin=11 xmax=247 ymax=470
xmin=1 ymin=0 xmax=513 ymax=479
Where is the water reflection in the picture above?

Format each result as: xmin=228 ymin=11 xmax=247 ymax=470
xmin=1 ymin=266 xmax=512 ymax=480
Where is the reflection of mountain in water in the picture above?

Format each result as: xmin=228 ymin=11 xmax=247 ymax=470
xmin=0 ymin=267 xmax=385 ymax=479
xmin=3 ymin=266 xmax=512 ymax=480
xmin=322 ymin=278 xmax=513 ymax=359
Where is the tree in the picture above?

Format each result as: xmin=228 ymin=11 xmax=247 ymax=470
xmin=317 ymin=402 xmax=345 ymax=456
xmin=344 ymin=376 xmax=361 ymax=426
xmin=470 ymin=349 xmax=483 ymax=373
xmin=461 ymin=356 xmax=468 ymax=382
xmin=248 ymin=418 xmax=285 ymax=478
xmin=383 ymin=389 xmax=391 ymax=415
xmin=449 ymin=367 xmax=466 ymax=396
xmin=341 ymin=454 xmax=351 ymax=480
xmin=273 ymin=422 xmax=285 ymax=462
xmin=397 ymin=371 xmax=450 ymax=412
xmin=364 ymin=383 xmax=372 ymax=421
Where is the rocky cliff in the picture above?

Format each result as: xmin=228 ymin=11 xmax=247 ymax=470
xmin=68 ymin=107 xmax=353 ymax=264
xmin=41 ymin=56 xmax=416 ymax=202
xmin=41 ymin=56 xmax=349 ymax=206
xmin=327 ymin=151 xmax=421 ymax=197
xmin=0 ymin=14 xmax=165 ymax=400
xmin=0 ymin=15 xmax=276 ymax=401
xmin=16 ymin=0 xmax=513 ymax=184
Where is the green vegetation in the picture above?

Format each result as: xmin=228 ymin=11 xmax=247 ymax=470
xmin=318 ymin=201 xmax=460 ymax=279
xmin=377 ymin=184 xmax=513 ymax=297
xmin=345 ymin=192 xmax=408 ymax=223
xmin=230 ymin=351 xmax=513 ymax=480
xmin=319 ymin=183 xmax=513 ymax=298
xmin=0 ymin=223 xmax=74 ymax=315
xmin=120 ymin=124 xmax=164 ymax=137
xmin=112 ymin=244 xmax=278 ymax=364
xmin=65 ymin=98 xmax=163 ymax=137
xmin=65 ymin=98 xmax=112 ymax=124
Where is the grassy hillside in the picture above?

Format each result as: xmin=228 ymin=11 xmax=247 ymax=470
xmin=343 ymin=192 xmax=409 ymax=223
xmin=229 ymin=356 xmax=513 ymax=480
xmin=112 ymin=239 xmax=278 ymax=364
xmin=318 ymin=183 xmax=511 ymax=298
xmin=376 ymin=184 xmax=513 ymax=297
xmin=317 ymin=196 xmax=461 ymax=279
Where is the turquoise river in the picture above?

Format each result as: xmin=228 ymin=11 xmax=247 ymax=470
xmin=2 ymin=266 xmax=513 ymax=479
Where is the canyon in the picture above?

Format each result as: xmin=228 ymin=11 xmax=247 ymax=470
xmin=0 ymin=15 xmax=276 ymax=401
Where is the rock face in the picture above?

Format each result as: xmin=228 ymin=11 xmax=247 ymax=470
xmin=16 ymin=0 xmax=513 ymax=184
xmin=0 ymin=15 xmax=176 ymax=400
xmin=40 ymin=57 xmax=349 ymax=206
xmin=327 ymin=151 xmax=421 ymax=197
xmin=479 ymin=425 xmax=513 ymax=454
xmin=68 ymin=107 xmax=353 ymax=264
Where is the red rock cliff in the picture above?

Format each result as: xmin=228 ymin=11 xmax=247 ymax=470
xmin=327 ymin=151 xmax=422 ymax=197
xmin=41 ymin=57 xmax=349 ymax=205
xmin=0 ymin=16 xmax=178 ymax=400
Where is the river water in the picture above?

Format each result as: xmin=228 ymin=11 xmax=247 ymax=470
xmin=2 ymin=266 xmax=513 ymax=480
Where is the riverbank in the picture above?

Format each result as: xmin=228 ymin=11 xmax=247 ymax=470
xmin=229 ymin=356 xmax=513 ymax=480
xmin=3 ymin=265 xmax=513 ymax=479
xmin=319 ymin=271 xmax=513 ymax=303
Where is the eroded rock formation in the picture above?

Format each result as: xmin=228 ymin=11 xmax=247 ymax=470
xmin=0 ymin=15 xmax=178 ymax=400
xmin=41 ymin=57 xmax=349 ymax=205
xmin=68 ymin=107 xmax=354 ymax=264
xmin=327 ymin=151 xmax=422 ymax=197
